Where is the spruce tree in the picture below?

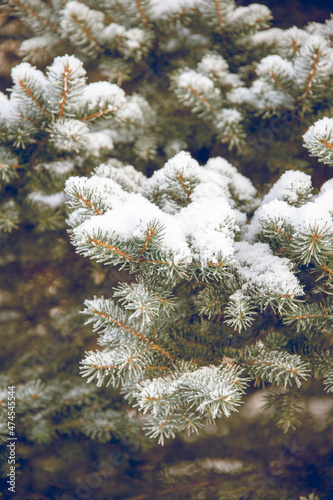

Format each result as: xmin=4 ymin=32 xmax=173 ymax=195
xmin=4 ymin=0 xmax=333 ymax=174
xmin=66 ymin=123 xmax=333 ymax=444
xmin=0 ymin=51 xmax=151 ymax=498
xmin=1 ymin=1 xmax=332 ymax=499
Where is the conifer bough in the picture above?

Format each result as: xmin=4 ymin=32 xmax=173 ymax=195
xmin=67 ymin=121 xmax=333 ymax=442
xmin=0 ymin=53 xmax=157 ymax=232
xmin=3 ymin=0 xmax=333 ymax=452
xmin=5 ymin=0 xmax=333 ymax=160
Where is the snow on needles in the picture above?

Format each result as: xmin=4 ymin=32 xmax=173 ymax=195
xmin=177 ymin=70 xmax=218 ymax=95
xmin=234 ymin=241 xmax=304 ymax=298
xmin=205 ymin=157 xmax=256 ymax=202
xmin=46 ymin=54 xmax=86 ymax=82
xmin=259 ymin=170 xmax=312 ymax=206
xmin=69 ymin=152 xmax=257 ymax=266
xmin=247 ymin=170 xmax=333 ymax=241
xmin=150 ymin=0 xmax=199 ymax=17
xmin=303 ymin=117 xmax=333 ymax=148
xmin=11 ymin=62 xmax=47 ymax=90
xmin=303 ymin=117 xmax=333 ymax=165
xmin=82 ymin=82 xmax=126 ymax=111
xmin=74 ymin=192 xmax=193 ymax=264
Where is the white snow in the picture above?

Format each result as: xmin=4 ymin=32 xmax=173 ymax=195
xmin=75 ymin=192 xmax=193 ymax=264
xmin=37 ymin=160 xmax=74 ymax=175
xmin=177 ymin=70 xmax=218 ymax=95
xmin=117 ymin=94 xmax=150 ymax=123
xmin=47 ymin=54 xmax=86 ymax=81
xmin=297 ymin=202 xmax=333 ymax=229
xmin=277 ymin=26 xmax=310 ymax=58
xmin=19 ymin=34 xmax=59 ymax=61
xmin=102 ymin=24 xmax=150 ymax=54
xmin=235 ymin=241 xmax=303 ymax=297
xmin=227 ymin=86 xmax=256 ymax=107
xmin=85 ymin=132 xmax=114 ymax=156
xmin=145 ymin=150 xmax=201 ymax=198
xmin=95 ymin=162 xmax=147 ymax=194
xmin=65 ymin=175 xmax=127 ymax=210
xmin=236 ymin=79 xmax=294 ymax=112
xmin=49 ymin=119 xmax=89 ymax=152
xmin=70 ymin=152 xmax=257 ymax=266
xmin=260 ymin=170 xmax=312 ymax=206
xmin=205 ymin=157 xmax=257 ymax=202
xmin=179 ymin=196 xmax=237 ymax=263
xmin=215 ymin=108 xmax=242 ymax=131
xmin=61 ymin=1 xmax=105 ymax=36
xmin=150 ymin=0 xmax=199 ymax=17
xmin=0 ymin=92 xmax=16 ymax=121
xmin=247 ymin=170 xmax=333 ymax=241
xmin=198 ymin=53 xmax=229 ymax=75
xmin=29 ymin=191 xmax=67 ymax=208
xmin=197 ymin=53 xmax=242 ymax=89
xmin=241 ymin=27 xmax=282 ymax=48
xmin=303 ymin=117 xmax=333 ymax=149
xmin=318 ymin=178 xmax=333 ymax=195
xmin=82 ymin=81 xmax=126 ymax=111
xmin=257 ymin=55 xmax=295 ymax=81
xmin=125 ymin=28 xmax=146 ymax=50
xmin=101 ymin=23 xmax=126 ymax=42
xmin=11 ymin=62 xmax=47 ymax=89
xmin=225 ymin=4 xmax=271 ymax=29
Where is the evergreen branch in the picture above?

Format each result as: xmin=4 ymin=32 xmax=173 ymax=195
xmin=323 ymin=367 xmax=333 ymax=393
xmin=303 ymin=117 xmax=333 ymax=165
xmin=74 ymin=194 xmax=102 ymax=216
xmin=283 ymin=298 xmax=333 ymax=334
xmin=240 ymin=344 xmax=310 ymax=388
xmin=319 ymin=263 xmax=333 ymax=283
xmin=58 ymin=67 xmax=72 ymax=118
xmin=0 ymin=163 xmax=19 ymax=170
xmin=321 ymin=138 xmax=333 ymax=151
xmin=263 ymin=389 xmax=304 ymax=433
xmin=78 ymin=107 xmax=119 ymax=122
xmin=213 ymin=0 xmax=226 ymax=39
xmin=90 ymin=237 xmax=135 ymax=261
xmin=268 ymin=71 xmax=295 ymax=99
xmin=291 ymin=224 xmax=333 ymax=265
xmin=190 ymin=257 xmax=234 ymax=283
xmin=224 ymin=292 xmax=257 ymax=332
xmin=252 ymin=350 xmax=310 ymax=388
xmin=19 ymin=112 xmax=39 ymax=128
xmin=319 ymin=75 xmax=333 ymax=90
xmin=178 ymin=365 xmax=249 ymax=419
xmin=68 ymin=13 xmax=103 ymax=53
xmin=17 ymin=79 xmax=50 ymax=118
xmin=135 ymin=0 xmax=149 ymax=28
xmin=143 ymin=411 xmax=179 ymax=445
xmin=84 ymin=233 xmax=188 ymax=278
xmin=81 ymin=345 xmax=157 ymax=386
xmin=140 ymin=227 xmax=157 ymax=255
xmin=0 ymin=149 xmax=20 ymax=186
xmin=88 ymin=306 xmax=174 ymax=361
xmin=299 ymin=49 xmax=322 ymax=104
xmin=175 ymin=174 xmax=192 ymax=202
xmin=114 ymin=279 xmax=175 ymax=325
xmin=187 ymin=86 xmax=216 ymax=112
xmin=164 ymin=7 xmax=188 ymax=25
xmin=273 ymin=225 xmax=293 ymax=240
xmin=65 ymin=175 xmax=121 ymax=220
xmin=9 ymin=0 xmax=60 ymax=34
